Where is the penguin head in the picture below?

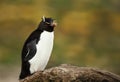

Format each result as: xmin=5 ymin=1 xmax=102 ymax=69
xmin=38 ymin=16 xmax=57 ymax=32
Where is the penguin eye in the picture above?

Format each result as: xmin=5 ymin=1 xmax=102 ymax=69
xmin=45 ymin=22 xmax=50 ymax=25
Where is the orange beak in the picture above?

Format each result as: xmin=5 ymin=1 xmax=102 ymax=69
xmin=51 ymin=21 xmax=57 ymax=27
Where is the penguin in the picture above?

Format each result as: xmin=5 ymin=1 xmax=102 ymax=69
xmin=19 ymin=16 xmax=57 ymax=79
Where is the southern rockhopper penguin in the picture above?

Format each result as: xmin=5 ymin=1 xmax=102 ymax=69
xmin=19 ymin=16 xmax=57 ymax=79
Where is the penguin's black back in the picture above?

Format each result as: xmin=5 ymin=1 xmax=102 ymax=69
xmin=22 ymin=30 xmax=43 ymax=58
xmin=19 ymin=29 xmax=43 ymax=79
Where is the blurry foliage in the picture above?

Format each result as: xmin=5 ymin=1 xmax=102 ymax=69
xmin=48 ymin=0 xmax=73 ymax=19
xmin=0 ymin=0 xmax=33 ymax=5
xmin=0 ymin=0 xmax=120 ymax=74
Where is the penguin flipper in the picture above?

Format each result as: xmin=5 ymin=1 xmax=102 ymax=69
xmin=24 ymin=39 xmax=37 ymax=61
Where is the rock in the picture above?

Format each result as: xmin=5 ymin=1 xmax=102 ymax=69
xmin=20 ymin=64 xmax=120 ymax=82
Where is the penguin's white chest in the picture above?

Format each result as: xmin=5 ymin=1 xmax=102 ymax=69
xmin=29 ymin=31 xmax=54 ymax=73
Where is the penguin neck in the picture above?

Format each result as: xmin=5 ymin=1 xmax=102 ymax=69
xmin=36 ymin=27 xmax=54 ymax=33
xmin=36 ymin=28 xmax=43 ymax=32
xmin=36 ymin=28 xmax=54 ymax=33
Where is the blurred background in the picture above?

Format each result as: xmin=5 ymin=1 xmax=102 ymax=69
xmin=0 ymin=0 xmax=120 ymax=82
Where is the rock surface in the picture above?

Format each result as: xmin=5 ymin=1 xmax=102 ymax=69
xmin=20 ymin=64 xmax=120 ymax=82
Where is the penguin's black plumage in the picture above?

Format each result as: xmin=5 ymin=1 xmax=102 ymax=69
xmin=19 ymin=16 xmax=56 ymax=79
